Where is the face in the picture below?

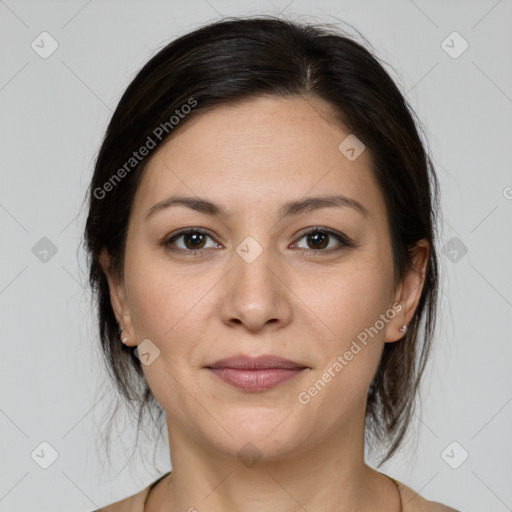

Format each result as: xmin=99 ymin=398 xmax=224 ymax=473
xmin=103 ymin=95 xmax=426 ymax=462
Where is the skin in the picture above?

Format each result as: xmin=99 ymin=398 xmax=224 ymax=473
xmin=101 ymin=95 xmax=429 ymax=512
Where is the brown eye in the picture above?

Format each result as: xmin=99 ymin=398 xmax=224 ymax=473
xmin=306 ymin=231 xmax=329 ymax=250
xmin=292 ymin=228 xmax=354 ymax=255
xmin=164 ymin=229 xmax=220 ymax=253
xmin=181 ymin=232 xmax=207 ymax=250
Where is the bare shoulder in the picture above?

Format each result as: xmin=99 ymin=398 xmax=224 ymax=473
xmin=91 ymin=485 xmax=151 ymax=512
xmin=395 ymin=480 xmax=460 ymax=512
xmin=90 ymin=472 xmax=171 ymax=512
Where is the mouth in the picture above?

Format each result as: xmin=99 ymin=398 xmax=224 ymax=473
xmin=205 ymin=355 xmax=309 ymax=392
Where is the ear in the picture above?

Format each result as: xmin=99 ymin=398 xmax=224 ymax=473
xmin=99 ymin=248 xmax=137 ymax=346
xmin=385 ymin=239 xmax=430 ymax=343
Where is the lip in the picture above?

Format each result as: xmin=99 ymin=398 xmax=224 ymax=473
xmin=207 ymin=368 xmax=306 ymax=392
xmin=205 ymin=355 xmax=308 ymax=392
xmin=207 ymin=355 xmax=306 ymax=370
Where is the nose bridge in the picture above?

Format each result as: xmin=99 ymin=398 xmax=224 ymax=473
xmin=220 ymin=234 xmax=291 ymax=330
xmin=233 ymin=235 xmax=278 ymax=307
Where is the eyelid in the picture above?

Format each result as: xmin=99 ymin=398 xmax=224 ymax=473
xmin=294 ymin=226 xmax=354 ymax=246
xmin=291 ymin=227 xmax=355 ymax=255
xmin=163 ymin=227 xmax=220 ymax=253
xmin=162 ymin=226 xmax=355 ymax=255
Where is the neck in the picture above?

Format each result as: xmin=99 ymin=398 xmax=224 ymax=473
xmin=145 ymin=421 xmax=401 ymax=512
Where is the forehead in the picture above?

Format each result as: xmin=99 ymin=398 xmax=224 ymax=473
xmin=132 ymin=95 xmax=385 ymax=220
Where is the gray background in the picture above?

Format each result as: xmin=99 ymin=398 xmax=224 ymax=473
xmin=1 ymin=0 xmax=511 ymax=511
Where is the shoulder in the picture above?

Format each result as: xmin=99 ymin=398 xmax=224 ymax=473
xmin=91 ymin=473 xmax=460 ymax=512
xmin=91 ymin=486 xmax=149 ymax=512
xmin=394 ymin=479 xmax=460 ymax=512
xmin=91 ymin=472 xmax=170 ymax=512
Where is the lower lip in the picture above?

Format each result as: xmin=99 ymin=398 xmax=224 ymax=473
xmin=207 ymin=368 xmax=305 ymax=391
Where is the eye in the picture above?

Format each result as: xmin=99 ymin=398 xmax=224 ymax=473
xmin=291 ymin=227 xmax=354 ymax=256
xmin=163 ymin=228 xmax=221 ymax=255
xmin=162 ymin=227 xmax=354 ymax=257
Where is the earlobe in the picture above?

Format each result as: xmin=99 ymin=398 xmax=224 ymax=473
xmin=99 ymin=248 xmax=137 ymax=346
xmin=384 ymin=301 xmax=409 ymax=343
xmin=385 ymin=240 xmax=429 ymax=343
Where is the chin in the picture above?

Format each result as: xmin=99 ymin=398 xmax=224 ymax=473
xmin=202 ymin=412 xmax=312 ymax=462
xmin=214 ymin=435 xmax=303 ymax=465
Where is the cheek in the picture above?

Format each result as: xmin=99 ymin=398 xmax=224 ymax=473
xmin=294 ymin=272 xmax=394 ymax=430
xmin=123 ymin=239 xmax=209 ymax=338
xmin=303 ymin=256 xmax=395 ymax=347
xmin=123 ymin=250 xmax=214 ymax=419
xmin=294 ymin=252 xmax=395 ymax=406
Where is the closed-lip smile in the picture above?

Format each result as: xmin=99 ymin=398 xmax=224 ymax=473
xmin=205 ymin=354 xmax=309 ymax=392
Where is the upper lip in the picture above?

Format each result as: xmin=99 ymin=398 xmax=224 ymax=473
xmin=206 ymin=355 xmax=307 ymax=370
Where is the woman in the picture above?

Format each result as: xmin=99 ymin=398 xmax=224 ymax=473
xmin=84 ymin=16 xmax=459 ymax=511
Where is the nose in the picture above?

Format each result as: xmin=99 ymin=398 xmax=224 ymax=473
xmin=219 ymin=247 xmax=293 ymax=333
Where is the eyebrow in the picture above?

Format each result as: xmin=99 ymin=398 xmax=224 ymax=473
xmin=145 ymin=194 xmax=369 ymax=220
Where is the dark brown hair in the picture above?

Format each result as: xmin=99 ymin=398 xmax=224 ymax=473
xmin=83 ymin=15 xmax=439 ymax=466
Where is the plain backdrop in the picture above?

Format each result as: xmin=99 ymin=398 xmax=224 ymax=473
xmin=1 ymin=1 xmax=511 ymax=511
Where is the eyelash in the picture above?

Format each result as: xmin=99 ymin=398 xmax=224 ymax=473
xmin=161 ymin=227 xmax=355 ymax=257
